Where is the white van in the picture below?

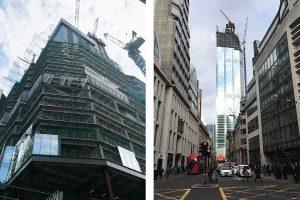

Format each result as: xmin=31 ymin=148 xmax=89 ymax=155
xmin=237 ymin=165 xmax=251 ymax=177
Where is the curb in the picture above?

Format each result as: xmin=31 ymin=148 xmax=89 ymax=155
xmin=154 ymin=174 xmax=187 ymax=183
xmin=262 ymin=176 xmax=293 ymax=183
xmin=191 ymin=183 xmax=219 ymax=188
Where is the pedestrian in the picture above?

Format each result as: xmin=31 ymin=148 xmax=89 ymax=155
xmin=267 ymin=165 xmax=271 ymax=176
xmin=293 ymin=163 xmax=300 ymax=183
xmin=262 ymin=165 xmax=267 ymax=176
xmin=208 ymin=166 xmax=213 ymax=180
xmin=271 ymin=165 xmax=275 ymax=176
xmin=277 ymin=166 xmax=282 ymax=179
xmin=177 ymin=166 xmax=181 ymax=174
xmin=166 ymin=167 xmax=170 ymax=179
xmin=254 ymin=166 xmax=263 ymax=183
xmin=242 ymin=166 xmax=250 ymax=182
xmin=159 ymin=168 xmax=164 ymax=180
xmin=211 ymin=166 xmax=218 ymax=183
xmin=283 ymin=164 xmax=288 ymax=180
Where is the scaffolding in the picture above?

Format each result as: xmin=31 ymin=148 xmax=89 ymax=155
xmin=0 ymin=22 xmax=145 ymax=179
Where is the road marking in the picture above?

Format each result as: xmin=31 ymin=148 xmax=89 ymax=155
xmin=180 ymin=189 xmax=191 ymax=200
xmin=155 ymin=193 xmax=177 ymax=199
xmin=219 ymin=187 xmax=227 ymax=200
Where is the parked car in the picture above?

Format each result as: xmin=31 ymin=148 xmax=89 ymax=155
xmin=220 ymin=166 xmax=233 ymax=177
xmin=217 ymin=163 xmax=225 ymax=174
xmin=231 ymin=166 xmax=238 ymax=175
xmin=237 ymin=165 xmax=251 ymax=177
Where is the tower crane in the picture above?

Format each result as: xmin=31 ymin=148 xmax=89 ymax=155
xmin=74 ymin=0 xmax=80 ymax=28
xmin=220 ymin=9 xmax=235 ymax=32
xmin=93 ymin=18 xmax=98 ymax=36
xmin=104 ymin=31 xmax=146 ymax=76
xmin=242 ymin=17 xmax=248 ymax=95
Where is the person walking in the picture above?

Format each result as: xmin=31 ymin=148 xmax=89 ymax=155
xmin=208 ymin=166 xmax=213 ymax=182
xmin=242 ymin=166 xmax=250 ymax=182
xmin=211 ymin=166 xmax=218 ymax=183
xmin=254 ymin=166 xmax=263 ymax=183
xmin=159 ymin=168 xmax=164 ymax=180
xmin=166 ymin=167 xmax=170 ymax=179
xmin=262 ymin=165 xmax=267 ymax=176
xmin=293 ymin=163 xmax=300 ymax=183
xmin=283 ymin=164 xmax=288 ymax=180
xmin=267 ymin=165 xmax=271 ymax=176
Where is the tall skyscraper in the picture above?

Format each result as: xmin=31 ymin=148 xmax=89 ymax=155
xmin=154 ymin=0 xmax=211 ymax=176
xmin=206 ymin=124 xmax=216 ymax=149
xmin=216 ymin=22 xmax=244 ymax=157
xmin=0 ymin=19 xmax=145 ymax=199
xmin=154 ymin=0 xmax=191 ymax=101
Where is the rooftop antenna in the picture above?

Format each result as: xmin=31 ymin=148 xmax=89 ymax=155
xmin=75 ymin=0 xmax=80 ymax=28
xmin=219 ymin=9 xmax=235 ymax=32
xmin=242 ymin=17 xmax=248 ymax=96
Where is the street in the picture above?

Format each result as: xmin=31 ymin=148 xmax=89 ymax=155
xmin=154 ymin=173 xmax=300 ymax=200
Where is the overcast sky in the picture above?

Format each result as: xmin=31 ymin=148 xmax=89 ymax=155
xmin=0 ymin=0 xmax=146 ymax=95
xmin=190 ymin=0 xmax=280 ymax=125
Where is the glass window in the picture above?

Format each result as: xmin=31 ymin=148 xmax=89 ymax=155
xmin=0 ymin=146 xmax=14 ymax=182
xmin=32 ymin=134 xmax=59 ymax=156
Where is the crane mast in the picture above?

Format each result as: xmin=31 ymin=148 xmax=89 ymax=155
xmin=242 ymin=17 xmax=248 ymax=96
xmin=75 ymin=0 xmax=80 ymax=28
xmin=93 ymin=18 xmax=99 ymax=36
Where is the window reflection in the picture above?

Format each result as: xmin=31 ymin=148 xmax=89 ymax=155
xmin=0 ymin=146 xmax=14 ymax=182
xmin=32 ymin=134 xmax=59 ymax=156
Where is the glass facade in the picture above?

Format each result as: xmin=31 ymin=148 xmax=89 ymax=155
xmin=258 ymin=34 xmax=300 ymax=154
xmin=247 ymin=100 xmax=257 ymax=117
xmin=216 ymin=46 xmax=243 ymax=155
xmin=249 ymin=135 xmax=260 ymax=164
xmin=248 ymin=116 xmax=259 ymax=134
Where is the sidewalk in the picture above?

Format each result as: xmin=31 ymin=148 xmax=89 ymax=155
xmin=154 ymin=173 xmax=187 ymax=184
xmin=261 ymin=174 xmax=296 ymax=183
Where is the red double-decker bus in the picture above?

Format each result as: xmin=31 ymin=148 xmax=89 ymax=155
xmin=216 ymin=155 xmax=225 ymax=163
xmin=186 ymin=154 xmax=205 ymax=174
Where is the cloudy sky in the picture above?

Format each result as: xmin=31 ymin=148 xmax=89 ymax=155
xmin=190 ymin=0 xmax=280 ymax=125
xmin=0 ymin=0 xmax=146 ymax=95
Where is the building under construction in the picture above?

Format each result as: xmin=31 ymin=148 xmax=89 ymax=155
xmin=216 ymin=19 xmax=245 ymax=157
xmin=0 ymin=18 xmax=145 ymax=200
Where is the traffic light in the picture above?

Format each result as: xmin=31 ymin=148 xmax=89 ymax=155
xmin=202 ymin=142 xmax=208 ymax=155
xmin=199 ymin=142 xmax=210 ymax=156
xmin=207 ymin=145 xmax=211 ymax=157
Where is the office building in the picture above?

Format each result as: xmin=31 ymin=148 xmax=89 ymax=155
xmin=216 ymin=22 xmax=244 ymax=157
xmin=154 ymin=0 xmax=190 ymax=101
xmin=0 ymin=19 xmax=145 ymax=199
xmin=154 ymin=0 xmax=210 ymax=176
xmin=226 ymin=97 xmax=247 ymax=164
xmin=206 ymin=124 xmax=216 ymax=149
xmin=251 ymin=0 xmax=300 ymax=165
